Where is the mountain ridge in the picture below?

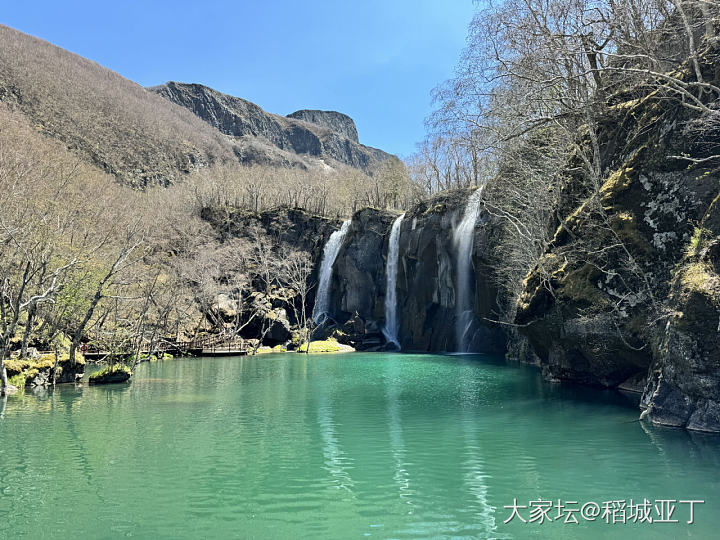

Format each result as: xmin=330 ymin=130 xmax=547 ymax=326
xmin=150 ymin=81 xmax=394 ymax=173
xmin=0 ymin=24 xmax=397 ymax=187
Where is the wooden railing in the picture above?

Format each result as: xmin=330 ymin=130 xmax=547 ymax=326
xmin=79 ymin=334 xmax=248 ymax=359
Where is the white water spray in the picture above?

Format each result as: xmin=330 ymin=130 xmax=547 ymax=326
xmin=452 ymin=188 xmax=484 ymax=352
xmin=382 ymin=214 xmax=405 ymax=350
xmin=312 ymin=219 xmax=351 ymax=324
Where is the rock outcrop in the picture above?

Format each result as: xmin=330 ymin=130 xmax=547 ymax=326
xmin=286 ymin=110 xmax=359 ymax=143
xmin=5 ymin=353 xmax=85 ymax=388
xmin=640 ymin=196 xmax=720 ymax=431
xmin=200 ymin=205 xmax=342 ymax=268
xmin=514 ymin=61 xmax=720 ymax=431
xmin=151 ymin=82 xmax=395 ymax=173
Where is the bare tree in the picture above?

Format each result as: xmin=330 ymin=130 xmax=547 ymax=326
xmin=278 ymin=249 xmax=315 ymax=351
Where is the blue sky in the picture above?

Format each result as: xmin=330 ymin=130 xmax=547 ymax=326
xmin=1 ymin=1 xmax=477 ymax=157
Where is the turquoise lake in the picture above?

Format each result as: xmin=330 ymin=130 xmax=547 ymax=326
xmin=1 ymin=352 xmax=719 ymax=539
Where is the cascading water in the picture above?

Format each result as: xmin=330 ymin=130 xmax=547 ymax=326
xmin=382 ymin=214 xmax=405 ymax=350
xmin=312 ymin=219 xmax=352 ymax=324
xmin=452 ymin=187 xmax=484 ymax=352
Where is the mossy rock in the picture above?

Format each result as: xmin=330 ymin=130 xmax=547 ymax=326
xmin=4 ymin=358 xmax=31 ymax=378
xmin=610 ymin=212 xmax=652 ymax=254
xmin=558 ymin=263 xmax=611 ymax=307
xmin=253 ymin=345 xmax=287 ymax=355
xmin=678 ymin=263 xmax=720 ymax=297
xmin=88 ymin=364 xmax=132 ymax=385
xmin=600 ymin=167 xmax=635 ymax=199
xmin=35 ymin=352 xmax=86 ymax=367
xmin=296 ymin=339 xmax=342 ymax=353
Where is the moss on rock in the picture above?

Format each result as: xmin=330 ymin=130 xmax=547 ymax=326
xmin=297 ymin=339 xmax=342 ymax=353
xmin=88 ymin=364 xmax=132 ymax=385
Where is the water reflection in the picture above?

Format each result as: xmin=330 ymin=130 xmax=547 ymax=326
xmin=457 ymin=360 xmax=498 ymax=538
xmin=316 ymin=383 xmax=355 ymax=493
xmin=385 ymin=358 xmax=414 ymax=508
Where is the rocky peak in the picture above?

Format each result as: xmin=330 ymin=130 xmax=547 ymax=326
xmin=150 ymin=82 xmax=394 ymax=173
xmin=287 ymin=110 xmax=359 ymax=143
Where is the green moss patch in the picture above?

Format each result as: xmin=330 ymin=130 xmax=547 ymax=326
xmin=611 ymin=212 xmax=652 ymax=254
xmin=679 ymin=263 xmax=720 ymax=295
xmin=601 ymin=167 xmax=635 ymax=198
xmin=4 ymin=359 xmax=31 ymax=377
xmin=89 ymin=364 xmax=132 ymax=385
xmin=559 ymin=263 xmax=610 ymax=307
xmin=296 ymin=339 xmax=342 ymax=353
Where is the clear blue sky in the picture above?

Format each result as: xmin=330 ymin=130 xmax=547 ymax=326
xmin=1 ymin=1 xmax=477 ymax=157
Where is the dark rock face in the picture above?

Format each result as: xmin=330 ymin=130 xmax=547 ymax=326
xmin=201 ymin=205 xmax=342 ymax=269
xmin=641 ymin=197 xmax=720 ymax=432
xmin=326 ymin=191 xmax=506 ymax=353
xmin=201 ymin=206 xmax=343 ymax=342
xmin=151 ymin=82 xmax=395 ymax=173
xmin=514 ymin=82 xmax=720 ymax=431
xmin=287 ymin=110 xmax=359 ymax=143
xmin=395 ymin=190 xmax=505 ymax=352
xmin=331 ymin=208 xmax=397 ymax=324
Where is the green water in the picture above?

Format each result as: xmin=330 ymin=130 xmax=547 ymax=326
xmin=1 ymin=353 xmax=719 ymax=539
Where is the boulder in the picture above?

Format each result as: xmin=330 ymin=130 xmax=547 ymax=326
xmin=264 ymin=308 xmax=292 ymax=345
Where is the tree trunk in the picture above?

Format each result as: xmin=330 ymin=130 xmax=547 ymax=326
xmin=70 ymin=285 xmax=105 ymax=365
xmin=699 ymin=1 xmax=717 ymax=46
xmin=0 ymin=344 xmax=9 ymax=394
xmin=52 ymin=346 xmax=59 ymax=387
xmin=0 ymin=364 xmax=8 ymax=393
xmin=21 ymin=304 xmax=36 ymax=358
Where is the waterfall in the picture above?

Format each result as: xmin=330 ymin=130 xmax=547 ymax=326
xmin=452 ymin=188 xmax=484 ymax=352
xmin=382 ymin=214 xmax=405 ymax=350
xmin=312 ymin=219 xmax=351 ymax=324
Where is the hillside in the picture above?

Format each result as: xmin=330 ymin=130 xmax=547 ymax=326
xmin=0 ymin=25 xmax=396 ymax=187
xmin=0 ymin=25 xmax=243 ymax=187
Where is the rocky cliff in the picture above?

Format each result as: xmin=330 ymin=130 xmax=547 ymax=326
xmin=287 ymin=110 xmax=359 ymax=143
xmin=395 ymin=190 xmax=505 ymax=352
xmin=324 ymin=190 xmax=505 ymax=353
xmin=515 ymin=60 xmax=720 ymax=432
xmin=151 ymin=82 xmax=395 ymax=173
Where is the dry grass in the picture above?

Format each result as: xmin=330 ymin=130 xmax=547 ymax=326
xmin=0 ymin=24 xmax=238 ymax=187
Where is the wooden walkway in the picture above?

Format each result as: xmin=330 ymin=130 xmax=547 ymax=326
xmin=81 ymin=335 xmax=248 ymax=360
